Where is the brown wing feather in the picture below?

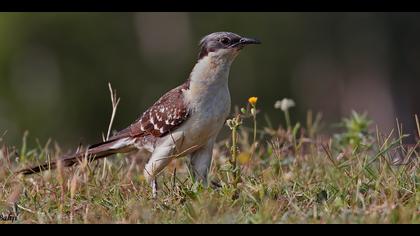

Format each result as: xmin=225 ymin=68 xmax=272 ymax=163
xmin=109 ymin=80 xmax=190 ymax=140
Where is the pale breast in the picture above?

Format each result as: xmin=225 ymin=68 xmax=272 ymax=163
xmin=176 ymin=84 xmax=231 ymax=153
xmin=170 ymin=53 xmax=233 ymax=155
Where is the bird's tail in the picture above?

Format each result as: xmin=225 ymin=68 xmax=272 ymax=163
xmin=15 ymin=137 xmax=136 ymax=176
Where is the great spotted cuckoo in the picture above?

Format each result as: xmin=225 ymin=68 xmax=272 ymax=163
xmin=17 ymin=32 xmax=261 ymax=197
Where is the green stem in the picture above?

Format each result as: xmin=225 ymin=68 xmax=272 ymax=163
xmin=231 ymin=124 xmax=241 ymax=187
xmin=253 ymin=115 xmax=257 ymax=146
xmin=285 ymin=110 xmax=291 ymax=130
xmin=231 ymin=126 xmax=237 ymax=167
xmin=250 ymin=114 xmax=257 ymax=161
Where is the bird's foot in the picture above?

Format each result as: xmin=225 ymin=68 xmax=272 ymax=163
xmin=151 ymin=179 xmax=158 ymax=199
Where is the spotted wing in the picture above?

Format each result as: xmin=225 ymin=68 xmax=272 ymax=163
xmin=110 ymin=80 xmax=190 ymax=139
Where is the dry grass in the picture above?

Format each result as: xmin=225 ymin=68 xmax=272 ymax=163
xmin=0 ymin=97 xmax=419 ymax=223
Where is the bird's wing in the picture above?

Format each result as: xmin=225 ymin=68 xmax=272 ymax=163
xmin=109 ymin=80 xmax=190 ymax=140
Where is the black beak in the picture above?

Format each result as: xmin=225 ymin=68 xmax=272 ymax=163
xmin=230 ymin=37 xmax=261 ymax=48
xmin=239 ymin=37 xmax=261 ymax=45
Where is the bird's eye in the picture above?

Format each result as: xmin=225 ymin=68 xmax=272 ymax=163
xmin=220 ymin=37 xmax=230 ymax=45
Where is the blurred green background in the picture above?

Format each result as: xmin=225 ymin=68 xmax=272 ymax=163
xmin=0 ymin=12 xmax=419 ymax=148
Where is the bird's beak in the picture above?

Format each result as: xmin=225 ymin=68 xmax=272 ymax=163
xmin=239 ymin=37 xmax=261 ymax=45
xmin=230 ymin=37 xmax=261 ymax=48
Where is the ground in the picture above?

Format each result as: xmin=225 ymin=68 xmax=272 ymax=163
xmin=0 ymin=106 xmax=419 ymax=224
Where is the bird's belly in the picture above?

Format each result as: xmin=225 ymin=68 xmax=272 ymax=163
xmin=176 ymin=93 xmax=230 ymax=155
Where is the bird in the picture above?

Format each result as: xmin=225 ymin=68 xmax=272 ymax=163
xmin=16 ymin=32 xmax=261 ymax=197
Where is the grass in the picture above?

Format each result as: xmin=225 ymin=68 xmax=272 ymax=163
xmin=0 ymin=96 xmax=419 ymax=223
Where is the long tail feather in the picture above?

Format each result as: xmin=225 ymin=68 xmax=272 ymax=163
xmin=15 ymin=137 xmax=135 ymax=175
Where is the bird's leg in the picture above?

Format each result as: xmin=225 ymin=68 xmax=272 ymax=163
xmin=189 ymin=139 xmax=214 ymax=187
xmin=144 ymin=144 xmax=175 ymax=198
xmin=151 ymin=179 xmax=158 ymax=199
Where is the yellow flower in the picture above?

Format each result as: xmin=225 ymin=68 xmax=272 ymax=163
xmin=238 ymin=152 xmax=251 ymax=165
xmin=248 ymin=97 xmax=258 ymax=106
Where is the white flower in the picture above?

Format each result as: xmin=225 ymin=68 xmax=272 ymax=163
xmin=274 ymin=98 xmax=295 ymax=112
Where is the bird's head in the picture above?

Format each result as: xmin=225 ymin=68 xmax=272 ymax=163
xmin=198 ymin=32 xmax=261 ymax=61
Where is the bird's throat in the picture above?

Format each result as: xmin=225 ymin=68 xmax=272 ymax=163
xmin=189 ymin=54 xmax=232 ymax=87
xmin=184 ymin=54 xmax=232 ymax=110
